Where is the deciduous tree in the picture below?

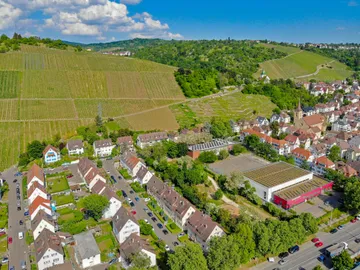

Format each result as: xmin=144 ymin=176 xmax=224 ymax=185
xmin=167 ymin=242 xmax=208 ymax=270
xmin=332 ymin=250 xmax=353 ymax=270
xmin=82 ymin=194 xmax=109 ymax=220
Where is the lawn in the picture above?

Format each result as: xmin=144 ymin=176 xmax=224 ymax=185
xmin=258 ymin=43 xmax=301 ymax=54
xmin=119 ymin=168 xmax=131 ymax=180
xmin=95 ymin=223 xmax=119 ymax=262
xmin=52 ymin=193 xmax=75 ymax=206
xmin=166 ymin=222 xmax=182 ymax=234
xmin=0 ymin=238 xmax=7 ymax=255
xmin=46 ymin=174 xmax=70 ymax=193
xmin=0 ymin=203 xmax=8 ymax=229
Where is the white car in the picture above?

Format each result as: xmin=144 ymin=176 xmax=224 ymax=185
xmin=165 ymin=245 xmax=170 ymax=252
xmin=144 ymin=219 xmax=149 ymax=224
xmin=144 ymin=198 xmax=150 ymax=202
xmin=357 ymin=215 xmax=360 ymax=221
xmin=126 ymin=198 xmax=132 ymax=202
xmin=18 ymin=231 xmax=24 ymax=240
xmin=0 ymin=228 xmax=5 ymax=233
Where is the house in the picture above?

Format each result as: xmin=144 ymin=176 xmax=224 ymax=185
xmin=116 ymin=136 xmax=134 ymax=152
xmin=187 ymin=139 xmax=236 ymax=159
xmin=27 ymin=182 xmax=47 ymax=205
xmin=310 ymin=143 xmax=327 ymax=158
xmin=302 ymin=106 xmax=315 ymax=116
xmin=284 ymin=134 xmax=300 ymax=151
xmin=313 ymin=156 xmax=335 ymax=175
xmin=66 ymin=140 xmax=84 ymax=155
xmin=349 ymin=136 xmax=360 ymax=149
xmin=93 ymin=139 xmax=115 ymax=157
xmin=270 ymin=112 xmax=291 ymax=124
xmin=135 ymin=166 xmax=153 ymax=185
xmin=291 ymin=148 xmax=314 ymax=168
xmin=48 ymin=262 xmax=73 ymax=270
xmin=258 ymin=70 xmax=270 ymax=84
xmin=185 ymin=210 xmax=225 ymax=250
xmin=230 ymin=120 xmax=240 ymax=133
xmin=101 ymin=187 xmax=122 ymax=219
xmin=30 ymin=196 xmax=52 ymax=220
xmin=256 ymin=116 xmax=270 ymax=126
xmin=35 ymin=229 xmax=64 ymax=270
xmin=73 ymin=231 xmax=101 ymax=269
xmin=147 ymin=176 xmax=196 ymax=228
xmin=120 ymin=152 xmax=144 ymax=177
xmin=297 ymin=134 xmax=312 ymax=149
xmin=136 ymin=132 xmax=168 ymax=149
xmin=338 ymin=141 xmax=350 ymax=159
xmin=90 ymin=180 xmax=106 ymax=195
xmin=77 ymin=158 xmax=106 ymax=190
xmin=43 ymin=145 xmax=61 ymax=164
xmin=31 ymin=210 xmax=55 ymax=240
xmin=119 ymin=233 xmax=156 ymax=268
xmin=112 ymin=207 xmax=140 ymax=244
xmin=27 ymin=164 xmax=45 ymax=190
xmin=336 ymin=162 xmax=357 ymax=177
xmin=345 ymin=147 xmax=360 ymax=161
xmin=332 ymin=118 xmax=351 ymax=132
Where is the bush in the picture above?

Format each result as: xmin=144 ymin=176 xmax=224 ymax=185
xmin=198 ymin=151 xmax=218 ymax=163
xmin=214 ymin=189 xmax=223 ymax=200
xmin=218 ymin=149 xmax=229 ymax=160
xmin=130 ymin=182 xmax=146 ymax=193
xmin=231 ymin=144 xmax=246 ymax=155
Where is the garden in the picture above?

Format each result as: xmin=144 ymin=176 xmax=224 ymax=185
xmin=52 ymin=193 xmax=75 ymax=206
xmin=46 ymin=173 xmax=70 ymax=193
xmin=57 ymin=207 xmax=97 ymax=235
xmin=0 ymin=203 xmax=8 ymax=228
xmin=94 ymin=223 xmax=119 ymax=262
xmin=119 ymin=168 xmax=131 ymax=180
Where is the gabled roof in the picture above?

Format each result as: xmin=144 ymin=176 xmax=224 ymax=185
xmin=303 ymin=114 xmax=325 ymax=127
xmin=117 ymin=136 xmax=133 ymax=145
xmin=292 ymin=148 xmax=312 ymax=160
xmin=29 ymin=196 xmax=51 ymax=216
xmin=137 ymin=132 xmax=168 ymax=143
xmin=101 ymin=187 xmax=119 ymax=201
xmin=315 ymin=156 xmax=335 ymax=168
xmin=90 ymin=180 xmax=106 ymax=195
xmin=66 ymin=140 xmax=84 ymax=151
xmin=43 ymin=145 xmax=59 ymax=155
xmin=136 ymin=166 xmax=151 ymax=181
xmin=285 ymin=134 xmax=299 ymax=143
xmin=48 ymin=262 xmax=73 ymax=270
xmin=35 ymin=229 xmax=63 ymax=262
xmin=121 ymin=152 xmax=141 ymax=170
xmin=94 ymin=139 xmax=113 ymax=149
xmin=186 ymin=210 xmax=223 ymax=242
xmin=78 ymin=158 xmax=95 ymax=177
xmin=336 ymin=162 xmax=357 ymax=177
xmin=120 ymin=233 xmax=155 ymax=260
xmin=31 ymin=210 xmax=54 ymax=232
xmin=112 ymin=207 xmax=138 ymax=232
xmin=27 ymin=181 xmax=47 ymax=198
xmin=27 ymin=164 xmax=44 ymax=185
xmin=74 ymin=231 xmax=100 ymax=259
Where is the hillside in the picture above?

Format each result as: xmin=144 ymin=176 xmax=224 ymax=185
xmin=0 ymin=44 xmax=185 ymax=169
xmin=255 ymin=43 xmax=353 ymax=81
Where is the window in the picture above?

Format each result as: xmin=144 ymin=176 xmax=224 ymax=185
xmin=263 ymin=191 xmax=267 ymax=199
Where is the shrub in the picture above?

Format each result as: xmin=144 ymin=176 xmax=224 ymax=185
xmin=198 ymin=151 xmax=218 ymax=163
xmin=214 ymin=189 xmax=223 ymax=200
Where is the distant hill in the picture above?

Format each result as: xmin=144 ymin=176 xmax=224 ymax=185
xmin=255 ymin=43 xmax=353 ymax=81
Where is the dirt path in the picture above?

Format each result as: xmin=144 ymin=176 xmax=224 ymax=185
xmin=295 ymin=60 xmax=335 ymax=79
xmin=208 ymin=176 xmax=239 ymax=207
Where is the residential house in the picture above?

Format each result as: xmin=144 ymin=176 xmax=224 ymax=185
xmin=284 ymin=134 xmax=300 ymax=151
xmin=349 ymin=136 xmax=360 ymax=149
xmin=27 ymin=182 xmax=47 ymax=205
xmin=119 ymin=233 xmax=156 ymax=268
xmin=101 ymin=187 xmax=122 ymax=219
xmin=116 ymin=136 xmax=134 ymax=152
xmin=345 ymin=147 xmax=360 ymax=161
xmin=73 ymin=231 xmax=101 ymax=269
xmin=43 ymin=145 xmax=61 ymax=164
xmin=112 ymin=207 xmax=140 ymax=244
xmin=302 ymin=106 xmax=315 ymax=116
xmin=90 ymin=180 xmax=106 ymax=195
xmin=332 ymin=118 xmax=351 ymax=132
xmin=270 ymin=112 xmax=291 ymax=124
xmin=256 ymin=116 xmax=270 ymax=126
xmin=313 ymin=156 xmax=335 ymax=175
xmin=323 ymin=136 xmax=337 ymax=151
xmin=310 ymin=143 xmax=327 ymax=158
xmin=147 ymin=176 xmax=196 ymax=228
xmin=336 ymin=162 xmax=357 ymax=177
xmin=30 ymin=196 xmax=52 ymax=220
xmin=230 ymin=120 xmax=240 ymax=133
xmin=93 ymin=139 xmax=115 ymax=157
xmin=136 ymin=132 xmax=168 ymax=149
xmin=291 ymin=148 xmax=314 ymax=168
xmin=66 ymin=140 xmax=84 ymax=155
xmin=135 ymin=166 xmax=153 ymax=185
xmin=338 ymin=141 xmax=350 ymax=159
xmin=297 ymin=134 xmax=312 ymax=149
xmin=77 ymin=158 xmax=106 ymax=190
xmin=35 ymin=229 xmax=64 ymax=270
xmin=120 ymin=152 xmax=144 ymax=177
xmin=185 ymin=210 xmax=225 ymax=250
xmin=31 ymin=210 xmax=55 ymax=240
xmin=48 ymin=262 xmax=73 ymax=270
xmin=27 ymin=164 xmax=45 ymax=189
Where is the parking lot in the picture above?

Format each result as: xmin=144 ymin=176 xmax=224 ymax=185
xmin=208 ymin=153 xmax=269 ymax=176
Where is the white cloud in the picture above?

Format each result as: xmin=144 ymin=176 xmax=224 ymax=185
xmin=129 ymin=31 xmax=183 ymax=40
xmin=61 ymin=22 xmax=101 ymax=35
xmin=117 ymin=22 xmax=144 ymax=32
xmin=132 ymin=12 xmax=151 ymax=19
xmin=144 ymin=17 xmax=169 ymax=30
xmin=120 ymin=0 xmax=142 ymax=5
xmin=0 ymin=1 xmax=22 ymax=30
xmin=348 ymin=1 xmax=358 ymax=6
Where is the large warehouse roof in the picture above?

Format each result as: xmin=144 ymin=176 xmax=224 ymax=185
xmin=274 ymin=176 xmax=330 ymax=200
xmin=244 ymin=162 xmax=311 ymax=188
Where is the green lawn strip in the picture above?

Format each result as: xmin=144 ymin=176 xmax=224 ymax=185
xmin=317 ymin=208 xmax=345 ymax=225
xmin=178 ymin=235 xmax=189 ymax=243
xmin=46 ymin=174 xmax=70 ymax=193
xmin=22 ymin=177 xmax=28 ymax=199
xmin=147 ymin=202 xmax=165 ymax=223
xmin=130 ymin=182 xmax=146 ymax=193
xmin=119 ymin=168 xmax=131 ymax=180
xmin=0 ymin=238 xmax=7 ymax=254
xmin=165 ymin=222 xmax=182 ymax=234
xmin=52 ymin=193 xmax=75 ymax=206
xmin=96 ymin=230 xmax=118 ymax=262
xmin=0 ymin=203 xmax=8 ymax=228
xmin=323 ymin=216 xmax=354 ymax=233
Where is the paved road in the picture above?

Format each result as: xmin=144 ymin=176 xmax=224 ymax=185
xmin=2 ymin=166 xmax=30 ymax=269
xmin=102 ymin=160 xmax=179 ymax=250
xmin=252 ymin=222 xmax=360 ymax=270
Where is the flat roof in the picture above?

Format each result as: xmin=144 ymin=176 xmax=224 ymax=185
xmin=243 ymin=162 xmax=311 ymax=188
xmin=274 ymin=176 xmax=329 ymax=200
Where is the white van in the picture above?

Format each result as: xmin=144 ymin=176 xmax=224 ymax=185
xmin=18 ymin=231 xmax=24 ymax=240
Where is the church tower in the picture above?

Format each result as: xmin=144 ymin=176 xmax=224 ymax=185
xmin=294 ymin=99 xmax=303 ymax=120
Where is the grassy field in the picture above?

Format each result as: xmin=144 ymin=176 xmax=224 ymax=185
xmin=170 ymin=92 xmax=276 ymax=128
xmin=46 ymin=174 xmax=70 ymax=193
xmin=255 ymin=44 xmax=352 ymax=80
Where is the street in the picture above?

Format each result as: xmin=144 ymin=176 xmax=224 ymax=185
xmin=102 ymin=160 xmax=180 ymax=250
xmin=252 ymin=222 xmax=360 ymax=270
xmin=2 ymin=166 xmax=30 ymax=269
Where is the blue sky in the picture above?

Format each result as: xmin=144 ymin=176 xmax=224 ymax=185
xmin=0 ymin=0 xmax=359 ymax=43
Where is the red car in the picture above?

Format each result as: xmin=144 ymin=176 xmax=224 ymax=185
xmin=351 ymin=219 xmax=357 ymax=223
xmin=311 ymin=238 xmax=319 ymax=243
xmin=131 ymin=210 xmax=136 ymax=215
xmin=0 ymin=232 xmax=6 ymax=236
xmin=315 ymin=242 xmax=323 ymax=248
xmin=7 ymin=237 xmax=12 ymax=244
xmin=66 ymin=174 xmax=73 ymax=179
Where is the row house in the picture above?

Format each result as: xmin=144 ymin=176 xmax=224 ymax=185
xmin=135 ymin=166 xmax=153 ymax=185
xmin=120 ymin=152 xmax=144 ymax=177
xmin=312 ymin=156 xmax=335 ymax=176
xmin=302 ymin=106 xmax=316 ymax=116
xmin=93 ymin=139 xmax=115 ymax=157
xmin=28 ymin=182 xmax=47 ymax=205
xmin=284 ymin=134 xmax=300 ymax=151
xmin=314 ymin=103 xmax=335 ymax=114
xmin=35 ymin=229 xmax=64 ymax=270
xmin=336 ymin=161 xmax=357 ymax=177
xmin=66 ymin=140 xmax=84 ymax=155
xmin=323 ymin=111 xmax=341 ymax=124
xmin=256 ymin=116 xmax=270 ymax=126
xmin=345 ymin=146 xmax=360 ymax=162
xmin=310 ymin=143 xmax=327 ymax=159
xmin=77 ymin=158 xmax=106 ymax=190
xmin=270 ymin=112 xmax=291 ymax=124
xmin=31 ymin=210 xmax=55 ymax=240
xmin=112 ymin=207 xmax=140 ymax=244
xmin=116 ymin=136 xmax=134 ymax=152
xmin=291 ymin=147 xmax=314 ymax=167
xmin=29 ymin=196 xmax=52 ymax=220
xmin=27 ymin=164 xmax=45 ymax=190
xmin=345 ymin=93 xmax=359 ymax=104
xmin=136 ymin=132 xmax=168 ymax=149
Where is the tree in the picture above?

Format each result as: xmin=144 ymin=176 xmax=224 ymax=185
xmin=313 ymin=266 xmax=323 ymax=270
xmin=198 ymin=151 xmax=218 ymax=163
xmin=167 ymin=242 xmax=208 ymax=270
xmin=329 ymin=145 xmax=341 ymax=162
xmin=332 ymin=250 xmax=353 ymax=270
xmin=18 ymin=153 xmax=30 ymax=167
xmin=300 ymin=213 xmax=318 ymax=234
xmin=82 ymin=194 xmax=109 ymax=220
xmin=231 ymin=144 xmax=245 ymax=156
xmin=129 ymin=252 xmax=152 ymax=270
xmin=210 ymin=118 xmax=232 ymax=138
xmin=96 ymin=160 xmax=103 ymax=168
xmin=224 ymin=172 xmax=244 ymax=193
xmin=214 ymin=189 xmax=223 ymax=200
xmin=177 ymin=143 xmax=189 ymax=157
xmin=218 ymin=149 xmax=229 ymax=160
xmin=95 ymin=115 xmax=103 ymax=127
xmin=344 ymin=180 xmax=360 ymax=211
xmin=167 ymin=141 xmax=179 ymax=158
xmin=27 ymin=140 xmax=45 ymax=159
xmin=244 ymin=135 xmax=260 ymax=151
xmin=270 ymin=121 xmax=279 ymax=136
xmin=140 ymin=221 xmax=153 ymax=236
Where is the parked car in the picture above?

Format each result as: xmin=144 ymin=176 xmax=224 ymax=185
xmin=173 ymin=241 xmax=179 ymax=246
xmin=0 ymin=232 xmax=6 ymax=237
xmin=318 ymin=254 xmax=326 ymax=262
xmin=144 ymin=198 xmax=150 ymax=202
xmin=144 ymin=219 xmax=149 ymax=224
xmin=135 ymin=197 xmax=140 ymax=202
xmin=19 ymin=220 xmax=23 ymax=225
xmin=12 ymin=179 xmax=17 ymax=183
xmin=157 ymin=223 xmax=163 ymax=229
xmin=143 ymin=207 xmax=149 ymax=211
xmin=278 ymin=259 xmax=287 ymax=265
xmin=130 ymin=190 xmax=134 ymax=194
xmin=288 ymin=245 xmax=299 ymax=254
xmin=131 ymin=210 xmax=136 ymax=215
xmin=8 ymin=237 xmax=12 ymax=244
xmin=178 ymin=232 xmax=185 ymax=238
xmin=66 ymin=174 xmax=73 ymax=178
xmin=351 ymin=219 xmax=357 ymax=223
xmin=357 ymin=215 xmax=360 ymax=221
xmin=147 ymin=212 xmax=153 ymax=217
xmin=130 ymin=202 xmax=135 ymax=207
xmin=18 ymin=232 xmax=24 ymax=240
xmin=21 ymin=260 xmax=26 ymax=269
xmin=9 ymin=266 xmax=14 ymax=270
xmin=355 ymin=238 xmax=360 ymax=243
xmin=2 ymin=257 xmax=8 ymax=264
xmin=24 ymin=211 xmax=29 ymax=216
xmin=279 ymin=252 xmax=289 ymax=259
xmin=0 ymin=228 xmax=5 ymax=233
xmin=122 ymin=190 xmax=127 ymax=197
xmin=118 ymin=176 xmax=122 ymax=180
xmin=151 ymin=217 xmax=157 ymax=222
xmin=337 ymin=225 xmax=344 ymax=230
xmin=165 ymin=245 xmax=170 ymax=252
xmin=330 ymin=228 xmax=338 ymax=234
xmin=311 ymin=238 xmax=320 ymax=243
xmin=163 ymin=229 xmax=169 ymax=235
xmin=17 ymin=206 xmax=21 ymax=211
xmin=315 ymin=242 xmax=323 ymax=248
xmin=16 ymin=183 xmax=20 ymax=188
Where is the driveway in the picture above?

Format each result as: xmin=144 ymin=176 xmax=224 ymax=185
xmin=102 ymin=160 xmax=180 ymax=250
xmin=2 ymin=166 xmax=30 ymax=269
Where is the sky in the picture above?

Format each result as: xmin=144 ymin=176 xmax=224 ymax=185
xmin=0 ymin=0 xmax=359 ymax=44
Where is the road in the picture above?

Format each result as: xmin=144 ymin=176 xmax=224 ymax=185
xmin=2 ymin=166 xmax=30 ymax=269
xmin=102 ymin=160 xmax=180 ymax=250
xmin=252 ymin=222 xmax=360 ymax=270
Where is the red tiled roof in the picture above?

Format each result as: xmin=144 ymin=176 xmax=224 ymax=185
xmin=27 ymin=164 xmax=44 ymax=185
xmin=29 ymin=196 xmax=51 ymax=215
xmin=27 ymin=181 xmax=46 ymax=198
xmin=315 ymin=156 xmax=335 ymax=168
xmin=42 ymin=145 xmax=59 ymax=155
xmin=336 ymin=162 xmax=357 ymax=177
xmin=116 ymin=136 xmax=133 ymax=145
xmin=121 ymin=152 xmax=140 ymax=170
xmin=285 ymin=134 xmax=299 ymax=143
xmin=303 ymin=114 xmax=325 ymax=127
xmin=292 ymin=148 xmax=312 ymax=160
